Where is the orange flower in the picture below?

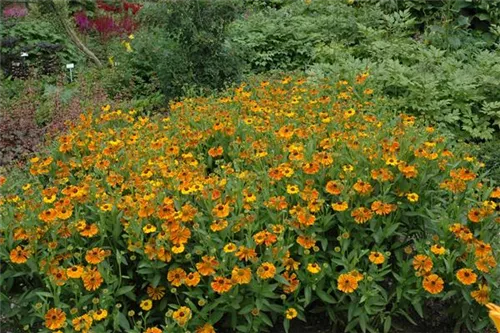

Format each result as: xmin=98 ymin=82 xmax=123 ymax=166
xmin=422 ymin=274 xmax=444 ymax=294
xmin=9 ymin=246 xmax=30 ymax=264
xmin=82 ymin=267 xmax=103 ymax=291
xmin=51 ymin=267 xmax=68 ymax=286
xmin=85 ymin=247 xmax=109 ymax=264
xmin=210 ymin=219 xmax=228 ymax=232
xmin=196 ymin=323 xmax=216 ymax=333
xmin=475 ymin=255 xmax=497 ymax=273
xmin=185 ymin=272 xmax=201 ymax=287
xmin=167 ymin=267 xmax=187 ymax=287
xmin=296 ymin=211 xmax=315 ymax=226
xmin=351 ymin=207 xmax=373 ymax=224
xmin=368 ymin=251 xmax=385 ymax=265
xmin=235 ymin=246 xmax=257 ymax=262
xmin=430 ymin=244 xmax=445 ymax=255
xmin=212 ymin=203 xmax=230 ymax=218
xmin=296 ymin=235 xmax=316 ymax=249
xmin=257 ymin=262 xmax=276 ymax=279
xmin=72 ymin=313 xmax=93 ymax=332
xmin=79 ymin=223 xmax=99 ymax=238
xmin=337 ymin=273 xmax=358 ymax=293
xmin=370 ymin=201 xmax=395 ymax=215
xmin=231 ymin=266 xmax=252 ymax=284
xmin=67 ymin=265 xmax=84 ymax=279
xmin=196 ymin=256 xmax=219 ymax=276
xmin=353 ymin=180 xmax=372 ymax=195
xmin=282 ymin=271 xmax=300 ymax=294
xmin=145 ymin=328 xmax=163 ymax=333
xmin=39 ymin=208 xmax=58 ymax=223
xmin=468 ymin=208 xmax=483 ymax=223
xmin=412 ymin=254 xmax=433 ymax=273
xmin=56 ymin=205 xmax=73 ymax=220
xmin=331 ymin=201 xmax=348 ymax=211
xmin=45 ymin=308 xmax=66 ymax=330
xmin=475 ymin=240 xmax=492 ymax=257
xmin=208 ymin=146 xmax=224 ymax=157
xmin=456 ymin=268 xmax=477 ymax=285
xmin=302 ymin=162 xmax=320 ymax=175
xmin=471 ymin=284 xmax=490 ymax=304
xmin=211 ymin=276 xmax=233 ymax=294
xmin=490 ymin=187 xmax=500 ymax=199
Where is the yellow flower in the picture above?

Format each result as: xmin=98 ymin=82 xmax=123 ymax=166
xmin=285 ymin=308 xmax=298 ymax=319
xmin=286 ymin=184 xmax=300 ymax=194
xmin=223 ymin=243 xmax=237 ymax=253
xmin=486 ymin=303 xmax=500 ymax=332
xmin=122 ymin=41 xmax=133 ymax=52
xmin=172 ymin=306 xmax=192 ymax=326
xmin=406 ymin=193 xmax=419 ymax=202
xmin=307 ymin=263 xmax=321 ymax=274
xmin=140 ymin=299 xmax=153 ymax=311
xmin=143 ymin=224 xmax=157 ymax=234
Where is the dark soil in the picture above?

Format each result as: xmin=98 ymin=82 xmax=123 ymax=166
xmin=217 ymin=299 xmax=495 ymax=333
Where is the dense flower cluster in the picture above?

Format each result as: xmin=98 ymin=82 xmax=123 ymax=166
xmin=0 ymin=75 xmax=499 ymax=332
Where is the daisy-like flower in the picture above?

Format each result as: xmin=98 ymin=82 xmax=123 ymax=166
xmin=45 ymin=308 xmax=66 ymax=330
xmin=307 ymin=263 xmax=321 ymax=274
xmin=368 ymin=251 xmax=385 ymax=265
xmin=422 ymin=274 xmax=444 ymax=294
xmin=337 ymin=273 xmax=358 ymax=293
xmin=456 ymin=268 xmax=477 ymax=285
xmin=285 ymin=308 xmax=298 ymax=319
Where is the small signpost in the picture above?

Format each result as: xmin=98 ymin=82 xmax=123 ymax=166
xmin=66 ymin=63 xmax=75 ymax=82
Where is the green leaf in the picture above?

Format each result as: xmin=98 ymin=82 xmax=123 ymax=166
xmin=260 ymin=312 xmax=273 ymax=327
xmin=384 ymin=316 xmax=391 ymax=333
xmin=115 ymin=311 xmax=130 ymax=330
xmin=315 ymin=289 xmax=336 ymax=304
xmin=115 ymin=285 xmax=135 ymax=297
xmin=304 ymin=286 xmax=312 ymax=306
xmin=413 ymin=301 xmax=423 ymax=318
xmin=283 ymin=318 xmax=290 ymax=333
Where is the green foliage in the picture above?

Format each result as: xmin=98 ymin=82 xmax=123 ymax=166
xmin=229 ymin=0 xmax=383 ymax=72
xmin=370 ymin=0 xmax=500 ymax=32
xmin=243 ymin=0 xmax=293 ymax=10
xmin=137 ymin=0 xmax=245 ymax=102
xmin=0 ymin=17 xmax=82 ymax=76
xmin=67 ymin=0 xmax=97 ymax=14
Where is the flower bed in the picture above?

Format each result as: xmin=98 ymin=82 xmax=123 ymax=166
xmin=0 ymin=75 xmax=499 ymax=333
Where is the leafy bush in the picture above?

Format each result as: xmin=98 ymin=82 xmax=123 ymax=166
xmin=0 ymin=75 xmax=498 ymax=333
xmin=228 ymin=0 xmax=382 ymax=72
xmin=136 ymin=0 xmax=244 ymax=102
xmin=378 ymin=0 xmax=500 ymax=34
xmin=0 ymin=17 xmax=82 ymax=78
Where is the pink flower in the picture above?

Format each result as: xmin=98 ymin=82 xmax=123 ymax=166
xmin=3 ymin=4 xmax=28 ymax=18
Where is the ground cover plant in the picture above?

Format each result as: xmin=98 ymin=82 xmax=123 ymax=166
xmin=0 ymin=75 xmax=499 ymax=332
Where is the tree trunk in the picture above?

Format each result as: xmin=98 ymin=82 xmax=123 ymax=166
xmin=48 ymin=0 xmax=102 ymax=67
